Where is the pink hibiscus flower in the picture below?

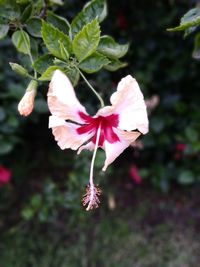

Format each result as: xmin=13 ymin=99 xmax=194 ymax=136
xmin=47 ymin=70 xmax=149 ymax=210
xmin=0 ymin=166 xmax=11 ymax=187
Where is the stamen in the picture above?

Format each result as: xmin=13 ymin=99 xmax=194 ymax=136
xmin=82 ymin=123 xmax=102 ymax=211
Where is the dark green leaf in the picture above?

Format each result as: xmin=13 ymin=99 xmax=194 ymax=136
xmin=71 ymin=0 xmax=107 ymax=37
xmin=26 ymin=17 xmax=42 ymax=38
xmin=30 ymin=36 xmax=38 ymax=59
xmin=192 ymin=33 xmax=200 ymax=60
xmin=185 ymin=127 xmax=198 ymax=143
xmin=72 ymin=19 xmax=100 ymax=62
xmin=33 ymin=54 xmax=54 ymax=74
xmin=12 ymin=30 xmax=31 ymax=55
xmin=39 ymin=66 xmax=64 ymax=81
xmin=167 ymin=8 xmax=200 ymax=32
xmin=79 ymin=52 xmax=109 ymax=73
xmin=21 ymin=3 xmax=33 ymax=23
xmin=0 ymin=141 xmax=13 ymax=155
xmin=42 ymin=21 xmax=71 ymax=60
xmin=0 ymin=0 xmax=20 ymax=20
xmin=46 ymin=11 xmax=70 ymax=34
xmin=0 ymin=24 xmax=9 ymax=39
xmin=97 ymin=35 xmax=129 ymax=59
xmin=0 ymin=107 xmax=6 ymax=121
xmin=65 ymin=68 xmax=80 ymax=86
xmin=104 ymin=59 xmax=128 ymax=71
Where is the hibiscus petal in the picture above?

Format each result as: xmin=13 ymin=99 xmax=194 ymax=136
xmin=102 ymin=129 xmax=141 ymax=171
xmin=49 ymin=115 xmax=92 ymax=150
xmin=77 ymin=128 xmax=141 ymax=171
xmin=47 ymin=70 xmax=88 ymax=123
xmin=97 ymin=75 xmax=148 ymax=134
xmin=77 ymin=142 xmax=95 ymax=154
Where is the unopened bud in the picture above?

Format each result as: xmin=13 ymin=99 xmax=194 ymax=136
xmin=9 ymin=62 xmax=29 ymax=77
xmin=18 ymin=80 xmax=38 ymax=117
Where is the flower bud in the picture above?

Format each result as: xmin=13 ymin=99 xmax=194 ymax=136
xmin=9 ymin=62 xmax=29 ymax=77
xmin=18 ymin=80 xmax=38 ymax=116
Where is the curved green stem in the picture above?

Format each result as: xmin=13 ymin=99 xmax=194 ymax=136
xmin=75 ymin=66 xmax=104 ymax=108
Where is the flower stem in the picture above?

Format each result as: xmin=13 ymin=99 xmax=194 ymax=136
xmin=75 ymin=67 xmax=104 ymax=108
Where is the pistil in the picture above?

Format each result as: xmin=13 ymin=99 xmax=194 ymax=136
xmin=82 ymin=123 xmax=102 ymax=210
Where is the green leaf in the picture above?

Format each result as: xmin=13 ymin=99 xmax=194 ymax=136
xmin=0 ymin=107 xmax=6 ymax=122
xmin=30 ymin=194 xmax=42 ymax=208
xmin=71 ymin=0 xmax=107 ymax=37
xmin=185 ymin=127 xmax=198 ymax=143
xmin=33 ymin=54 xmax=54 ymax=74
xmin=79 ymin=52 xmax=109 ymax=73
xmin=30 ymin=36 xmax=38 ymax=59
xmin=72 ymin=19 xmax=100 ymax=62
xmin=21 ymin=3 xmax=33 ymax=23
xmin=0 ymin=141 xmax=13 ymax=155
xmin=0 ymin=24 xmax=9 ymax=39
xmin=42 ymin=21 xmax=71 ymax=60
xmin=21 ymin=208 xmax=35 ymax=220
xmin=104 ymin=59 xmax=128 ymax=71
xmin=178 ymin=170 xmax=194 ymax=185
xmin=65 ymin=68 xmax=80 ymax=86
xmin=192 ymin=33 xmax=200 ymax=60
xmin=49 ymin=0 xmax=63 ymax=5
xmin=97 ymin=35 xmax=129 ymax=59
xmin=39 ymin=66 xmax=64 ymax=81
xmin=46 ymin=11 xmax=70 ymax=34
xmin=26 ymin=17 xmax=42 ymax=38
xmin=12 ymin=30 xmax=31 ymax=55
xmin=0 ymin=0 xmax=20 ymax=20
xmin=9 ymin=62 xmax=30 ymax=77
xmin=167 ymin=8 xmax=200 ymax=32
xmin=17 ymin=0 xmax=30 ymax=4
xmin=59 ymin=41 xmax=69 ymax=59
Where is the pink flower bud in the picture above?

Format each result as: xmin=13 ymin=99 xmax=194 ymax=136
xmin=18 ymin=80 xmax=38 ymax=116
xmin=0 ymin=166 xmax=11 ymax=187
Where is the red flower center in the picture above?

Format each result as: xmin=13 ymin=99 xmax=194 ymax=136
xmin=77 ymin=112 xmax=120 ymax=146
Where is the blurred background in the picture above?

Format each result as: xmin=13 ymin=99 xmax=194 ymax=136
xmin=1 ymin=0 xmax=200 ymax=266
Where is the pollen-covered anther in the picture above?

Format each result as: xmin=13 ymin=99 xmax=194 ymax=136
xmin=82 ymin=184 xmax=102 ymax=211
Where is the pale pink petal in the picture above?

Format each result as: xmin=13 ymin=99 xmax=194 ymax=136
xmin=102 ymin=129 xmax=141 ymax=171
xmin=77 ymin=129 xmax=141 ymax=171
xmin=77 ymin=141 xmax=95 ymax=154
xmin=49 ymin=115 xmax=93 ymax=150
xmin=47 ymin=70 xmax=88 ymax=123
xmin=97 ymin=75 xmax=148 ymax=134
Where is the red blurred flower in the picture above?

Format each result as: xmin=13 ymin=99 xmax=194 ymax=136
xmin=117 ymin=13 xmax=128 ymax=31
xmin=176 ymin=143 xmax=186 ymax=152
xmin=130 ymin=165 xmax=142 ymax=184
xmin=0 ymin=166 xmax=11 ymax=187
xmin=174 ymin=143 xmax=186 ymax=161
